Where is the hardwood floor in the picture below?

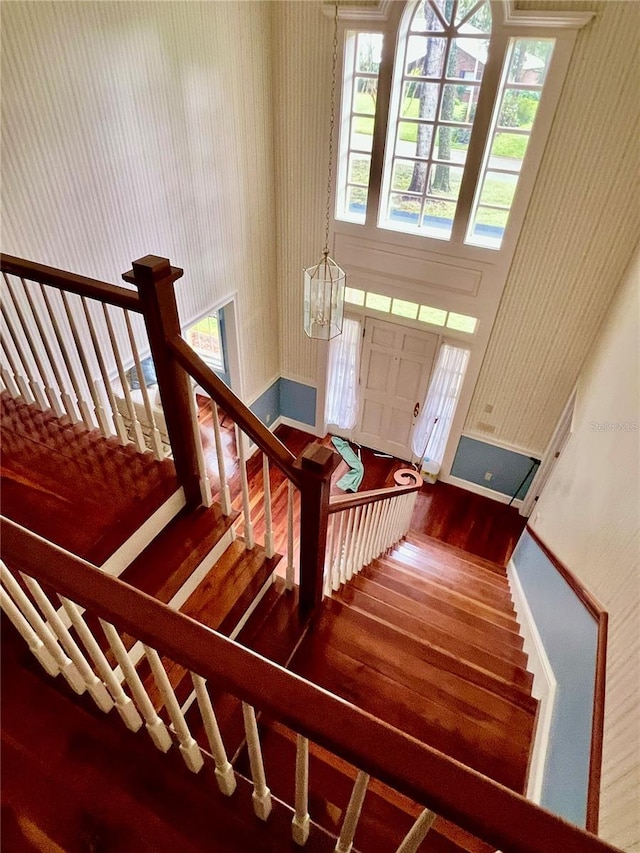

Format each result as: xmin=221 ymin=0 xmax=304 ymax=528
xmin=0 ymin=393 xmax=178 ymax=564
xmin=1 ymin=399 xmax=534 ymax=852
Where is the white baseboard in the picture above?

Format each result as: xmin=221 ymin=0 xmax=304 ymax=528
xmin=507 ymin=559 xmax=557 ymax=804
xmin=100 ymin=488 xmax=186 ymax=578
xmin=274 ymin=415 xmax=322 ymax=437
xmin=442 ymin=474 xmax=524 ymax=509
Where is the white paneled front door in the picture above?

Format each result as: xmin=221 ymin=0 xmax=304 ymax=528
xmin=356 ymin=318 xmax=438 ymax=460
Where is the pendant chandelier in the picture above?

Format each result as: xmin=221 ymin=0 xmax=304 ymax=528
xmin=303 ymin=1 xmax=346 ymax=341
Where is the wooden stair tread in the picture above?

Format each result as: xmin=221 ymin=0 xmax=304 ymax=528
xmin=348 ymin=574 xmax=525 ymax=663
xmin=365 ymin=562 xmax=522 ymax=642
xmin=371 ymin=556 xmax=518 ymax=630
xmin=398 ymin=538 xmax=511 ymax=589
xmin=405 ymin=530 xmax=508 ymax=574
xmin=389 ymin=543 xmax=515 ymax=611
xmin=315 ymin=600 xmax=537 ymax=727
xmin=291 ymin=639 xmax=530 ymax=792
xmin=332 ymin=588 xmax=534 ymax=699
xmin=141 ymin=541 xmax=279 ymax=712
xmin=119 ymin=503 xmax=237 ymax=603
xmin=394 ymin=539 xmax=512 ymax=593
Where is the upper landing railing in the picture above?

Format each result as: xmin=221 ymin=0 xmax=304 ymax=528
xmin=0 ymin=252 xmax=421 ymax=612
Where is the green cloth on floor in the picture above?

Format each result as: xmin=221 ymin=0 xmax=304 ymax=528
xmin=331 ymin=436 xmax=364 ymax=492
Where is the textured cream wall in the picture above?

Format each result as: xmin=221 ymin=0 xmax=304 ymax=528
xmin=532 ymin=247 xmax=639 ymax=852
xmin=272 ymin=1 xmax=334 ymax=383
xmin=1 ymin=1 xmax=279 ymax=401
xmin=466 ymin=0 xmax=640 ymax=452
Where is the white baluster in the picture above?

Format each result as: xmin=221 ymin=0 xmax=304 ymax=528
xmin=20 ymin=574 xmax=113 ymax=712
xmin=41 ymin=286 xmax=92 ymax=429
xmin=186 ymin=385 xmax=213 ymax=503
xmin=262 ymin=454 xmax=275 ymax=558
xmin=342 ymin=508 xmax=357 ymax=583
xmin=60 ymin=291 xmax=107 ymax=434
xmin=191 ymin=674 xmax=236 ymax=796
xmin=20 ymin=279 xmax=68 ymax=418
xmin=241 ymin=702 xmax=272 ymax=820
xmin=368 ymin=501 xmax=384 ymax=564
xmin=3 ymin=274 xmax=52 ymax=411
xmin=356 ymin=503 xmax=374 ymax=574
xmin=0 ymin=334 xmax=26 ymax=401
xmin=286 ymin=480 xmax=295 ymax=590
xmin=333 ymin=511 xmax=347 ymax=589
xmin=0 ymin=587 xmax=59 ymax=676
xmin=100 ymin=620 xmax=172 ymax=751
xmin=347 ymin=506 xmax=363 ymax=581
xmin=0 ymin=564 xmax=84 ymax=693
xmin=143 ymin=645 xmax=203 ymax=773
xmin=0 ymin=302 xmax=37 ymax=406
xmin=80 ymin=296 xmax=127 ymax=443
xmin=211 ymin=401 xmax=232 ymax=515
xmin=235 ymin=425 xmax=255 ymax=549
xmin=124 ymin=312 xmax=163 ymax=459
xmin=395 ymin=809 xmax=437 ymax=853
xmin=102 ymin=304 xmax=146 ymax=451
xmin=324 ymin=515 xmax=336 ymax=597
xmin=292 ymin=734 xmax=310 ymax=845
xmin=335 ymin=771 xmax=370 ymax=853
xmin=59 ymin=596 xmax=142 ymax=731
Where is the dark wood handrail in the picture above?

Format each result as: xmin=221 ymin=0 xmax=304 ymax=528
xmin=1 ymin=254 xmax=142 ymax=313
xmin=328 ymin=481 xmax=422 ymax=514
xmin=1 ymin=518 xmax=619 ymax=853
xmin=169 ymin=335 xmax=303 ymax=488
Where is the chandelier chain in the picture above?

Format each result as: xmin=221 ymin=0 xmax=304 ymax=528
xmin=324 ymin=1 xmax=339 ymax=256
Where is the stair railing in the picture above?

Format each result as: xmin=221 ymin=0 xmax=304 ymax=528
xmin=0 ymin=254 xmax=337 ymax=612
xmin=0 ymin=253 xmax=206 ymax=507
xmin=0 ymin=516 xmax=618 ymax=853
xmin=325 ymin=471 xmax=423 ymax=595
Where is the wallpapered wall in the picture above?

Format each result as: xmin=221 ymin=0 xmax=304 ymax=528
xmin=531 ymin=248 xmax=639 ymax=852
xmin=272 ymin=0 xmax=639 ymax=456
xmin=1 ymin=1 xmax=280 ymax=403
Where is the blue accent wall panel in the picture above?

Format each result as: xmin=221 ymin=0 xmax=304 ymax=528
xmin=280 ymin=378 xmax=316 ymax=426
xmin=512 ymin=531 xmax=598 ymax=827
xmin=250 ymin=379 xmax=280 ymax=428
xmin=249 ymin=378 xmax=317 ymax=429
xmin=451 ymin=436 xmax=539 ymax=498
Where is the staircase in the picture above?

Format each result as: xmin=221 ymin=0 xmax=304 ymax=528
xmin=220 ymin=528 xmax=538 ymax=852
xmin=0 ymin=252 xmax=615 ymax=853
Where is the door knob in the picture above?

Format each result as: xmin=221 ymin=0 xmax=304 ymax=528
xmin=413 ymin=402 xmax=420 ymax=418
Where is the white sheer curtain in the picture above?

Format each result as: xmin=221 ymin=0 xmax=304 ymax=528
xmin=325 ymin=317 xmax=362 ymax=430
xmin=412 ymin=343 xmax=470 ymax=465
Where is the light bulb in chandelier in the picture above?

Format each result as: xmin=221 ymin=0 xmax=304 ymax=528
xmin=303 ymin=249 xmax=346 ymax=340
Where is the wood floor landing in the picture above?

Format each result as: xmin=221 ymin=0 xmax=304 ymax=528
xmin=0 ymin=393 xmax=179 ymax=565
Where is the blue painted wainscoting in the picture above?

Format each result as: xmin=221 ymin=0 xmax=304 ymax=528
xmin=451 ymin=435 xmax=540 ymax=500
xmin=250 ymin=378 xmax=317 ymax=428
xmin=511 ymin=530 xmax=599 ymax=827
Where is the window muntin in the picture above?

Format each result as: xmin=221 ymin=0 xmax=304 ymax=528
xmin=466 ymin=37 xmax=555 ymax=249
xmin=337 ymin=32 xmax=383 ymax=223
xmin=380 ymin=0 xmax=492 ymax=241
xmin=185 ymin=313 xmax=224 ymax=371
xmin=344 ymin=287 xmax=477 ymax=335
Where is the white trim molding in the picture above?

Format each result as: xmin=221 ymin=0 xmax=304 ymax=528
xmin=507 ymin=558 xmax=557 ymax=805
xmin=443 ymin=473 xmax=524 ymax=508
xmin=501 ymin=1 xmax=594 ymax=31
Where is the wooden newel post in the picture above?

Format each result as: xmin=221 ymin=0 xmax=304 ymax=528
xmin=296 ymin=442 xmax=337 ymax=614
xmin=123 ymin=256 xmax=202 ymax=509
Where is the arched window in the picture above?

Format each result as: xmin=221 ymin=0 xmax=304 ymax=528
xmin=336 ymin=1 xmax=567 ymax=252
xmin=382 ymin=0 xmax=492 ymax=241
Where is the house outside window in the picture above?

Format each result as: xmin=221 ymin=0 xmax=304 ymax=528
xmin=185 ymin=312 xmax=225 ymax=372
xmin=336 ymin=0 xmax=565 ymax=252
